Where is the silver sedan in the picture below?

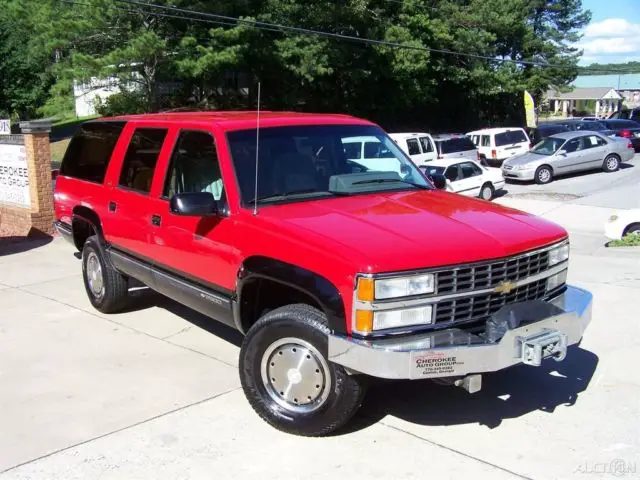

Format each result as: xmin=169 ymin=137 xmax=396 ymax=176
xmin=502 ymin=131 xmax=635 ymax=184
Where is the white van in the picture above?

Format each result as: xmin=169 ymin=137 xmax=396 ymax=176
xmin=467 ymin=127 xmax=531 ymax=166
xmin=341 ymin=136 xmax=402 ymax=173
xmin=388 ymin=132 xmax=437 ymax=166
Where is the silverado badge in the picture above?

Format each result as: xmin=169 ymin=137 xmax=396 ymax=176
xmin=494 ymin=280 xmax=517 ymax=295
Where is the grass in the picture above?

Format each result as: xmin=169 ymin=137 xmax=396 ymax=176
xmin=50 ymin=138 xmax=71 ymax=167
xmin=608 ymin=234 xmax=640 ymax=247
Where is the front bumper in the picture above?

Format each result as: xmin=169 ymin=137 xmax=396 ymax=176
xmin=328 ymin=285 xmax=592 ymax=380
xmin=502 ymin=168 xmax=536 ymax=181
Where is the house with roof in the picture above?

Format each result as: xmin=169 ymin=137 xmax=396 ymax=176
xmin=544 ymin=74 xmax=640 ymax=118
xmin=545 ymin=87 xmax=622 ymax=117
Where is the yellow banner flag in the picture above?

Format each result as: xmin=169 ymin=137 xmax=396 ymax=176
xmin=524 ymin=91 xmax=536 ymax=128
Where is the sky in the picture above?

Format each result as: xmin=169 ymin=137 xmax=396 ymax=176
xmin=577 ymin=0 xmax=640 ymax=65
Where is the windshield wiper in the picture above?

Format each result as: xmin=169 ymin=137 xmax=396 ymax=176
xmin=352 ymin=178 xmax=430 ymax=189
xmin=247 ymin=188 xmax=322 ymax=205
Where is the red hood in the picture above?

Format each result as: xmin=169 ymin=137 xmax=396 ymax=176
xmin=254 ymin=190 xmax=567 ymax=273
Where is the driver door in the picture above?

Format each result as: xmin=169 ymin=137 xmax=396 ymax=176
xmin=146 ymin=128 xmax=239 ymax=302
xmin=555 ymin=137 xmax=584 ymax=173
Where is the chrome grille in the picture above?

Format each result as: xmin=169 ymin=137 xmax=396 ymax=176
xmin=436 ymin=250 xmax=549 ymax=295
xmin=435 ymin=279 xmax=548 ymax=324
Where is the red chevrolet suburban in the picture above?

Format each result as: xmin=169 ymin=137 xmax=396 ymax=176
xmin=54 ymin=112 xmax=592 ymax=436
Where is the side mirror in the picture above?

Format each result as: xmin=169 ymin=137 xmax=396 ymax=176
xmin=170 ymin=192 xmax=217 ymax=216
xmin=557 ymin=149 xmax=567 ymax=156
xmin=429 ymin=173 xmax=447 ymax=190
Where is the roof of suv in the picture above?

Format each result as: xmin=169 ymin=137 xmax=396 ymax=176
xmin=431 ymin=133 xmax=469 ymax=141
xmin=100 ymin=111 xmax=375 ymax=131
xmin=467 ymin=127 xmax=526 ymax=135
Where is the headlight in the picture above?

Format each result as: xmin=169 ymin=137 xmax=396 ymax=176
xmin=373 ymin=274 xmax=435 ymax=300
xmin=373 ymin=306 xmax=433 ymax=330
xmin=547 ymin=269 xmax=568 ymax=292
xmin=512 ymin=164 xmax=533 ymax=171
xmin=548 ymin=242 xmax=570 ymax=266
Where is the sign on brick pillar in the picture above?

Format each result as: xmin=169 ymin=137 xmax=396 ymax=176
xmin=19 ymin=120 xmax=54 ymax=236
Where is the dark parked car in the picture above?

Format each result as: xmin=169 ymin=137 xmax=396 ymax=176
xmin=601 ymin=119 xmax=640 ymax=152
xmin=608 ymin=107 xmax=640 ymax=123
xmin=527 ymin=124 xmax=570 ymax=146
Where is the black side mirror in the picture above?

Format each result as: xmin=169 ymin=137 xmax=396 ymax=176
xmin=429 ymin=173 xmax=447 ymax=190
xmin=170 ymin=192 xmax=218 ymax=216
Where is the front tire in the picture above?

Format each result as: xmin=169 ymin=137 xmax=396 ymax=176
xmin=623 ymin=223 xmax=640 ymax=237
xmin=535 ymin=165 xmax=553 ymax=184
xmin=603 ymin=154 xmax=620 ymax=173
xmin=82 ymin=236 xmax=130 ymax=313
xmin=239 ymin=304 xmax=366 ymax=436
xmin=479 ymin=182 xmax=495 ymax=201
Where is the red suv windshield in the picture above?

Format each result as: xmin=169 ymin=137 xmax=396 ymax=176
xmin=227 ymin=125 xmax=430 ymax=205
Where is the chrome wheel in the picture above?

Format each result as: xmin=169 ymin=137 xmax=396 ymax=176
xmin=606 ymin=156 xmax=619 ymax=171
xmin=538 ymin=168 xmax=551 ymax=183
xmin=260 ymin=337 xmax=331 ymax=413
xmin=86 ymin=251 xmax=104 ymax=298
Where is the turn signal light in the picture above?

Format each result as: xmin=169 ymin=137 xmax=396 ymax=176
xmin=356 ymin=277 xmax=374 ymax=302
xmin=354 ymin=310 xmax=373 ymax=334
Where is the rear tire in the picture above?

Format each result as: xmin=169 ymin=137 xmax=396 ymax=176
xmin=623 ymin=223 xmax=640 ymax=237
xmin=603 ymin=154 xmax=620 ymax=173
xmin=81 ymin=236 xmax=130 ymax=313
xmin=535 ymin=165 xmax=553 ymax=184
xmin=239 ymin=304 xmax=367 ymax=436
xmin=479 ymin=182 xmax=495 ymax=201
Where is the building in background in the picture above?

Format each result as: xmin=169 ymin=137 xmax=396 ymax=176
xmin=573 ymin=74 xmax=640 ymax=109
xmin=545 ymin=87 xmax=622 ymax=117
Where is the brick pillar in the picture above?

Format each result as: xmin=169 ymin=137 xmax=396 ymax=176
xmin=21 ymin=120 xmax=55 ymax=236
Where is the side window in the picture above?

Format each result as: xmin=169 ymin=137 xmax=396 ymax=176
xmin=60 ymin=122 xmax=125 ymax=183
xmin=406 ymin=138 xmax=421 ymax=156
xmin=481 ymin=135 xmax=490 ymax=147
xmin=343 ymin=142 xmax=361 ymax=160
xmin=364 ymin=141 xmax=395 ymax=158
xmin=595 ymin=136 xmax=608 ymax=147
xmin=419 ymin=136 xmax=433 ymax=153
xmin=460 ymin=162 xmax=481 ymax=179
xmin=119 ymin=128 xmax=167 ymax=193
xmin=163 ymin=131 xmax=225 ymax=202
xmin=563 ymin=138 xmax=581 ymax=153
xmin=444 ymin=165 xmax=460 ymax=182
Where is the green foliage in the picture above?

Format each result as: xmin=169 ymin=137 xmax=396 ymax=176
xmin=95 ymin=90 xmax=147 ymax=116
xmin=0 ymin=0 xmax=592 ymax=129
xmin=579 ymin=61 xmax=640 ymax=75
xmin=609 ymin=234 xmax=640 ymax=248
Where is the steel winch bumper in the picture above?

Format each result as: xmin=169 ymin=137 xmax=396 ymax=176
xmin=328 ymin=285 xmax=592 ymax=382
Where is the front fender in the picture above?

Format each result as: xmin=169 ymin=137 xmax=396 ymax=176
xmin=235 ymin=256 xmax=347 ymax=335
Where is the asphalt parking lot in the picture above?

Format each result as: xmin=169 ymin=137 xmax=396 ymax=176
xmin=500 ymin=152 xmax=640 ymax=209
xmin=1 ymin=187 xmax=639 ymax=479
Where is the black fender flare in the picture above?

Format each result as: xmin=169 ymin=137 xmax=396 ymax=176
xmin=71 ymin=205 xmax=105 ymax=249
xmin=234 ymin=256 xmax=347 ymax=335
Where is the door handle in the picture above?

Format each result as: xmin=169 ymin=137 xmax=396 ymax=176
xmin=151 ymin=215 xmax=162 ymax=226
xmin=108 ymin=201 xmax=117 ymax=212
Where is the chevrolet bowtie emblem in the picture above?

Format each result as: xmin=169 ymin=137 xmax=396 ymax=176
xmin=494 ymin=281 xmax=517 ymax=295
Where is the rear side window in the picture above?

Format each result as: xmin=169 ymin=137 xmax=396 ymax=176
xmin=495 ymin=130 xmax=528 ymax=146
xmin=406 ymin=138 xmax=421 ymax=155
xmin=60 ymin=122 xmax=125 ymax=183
xmin=119 ymin=128 xmax=168 ymax=193
xmin=419 ymin=136 xmax=433 ymax=153
xmin=343 ymin=142 xmax=361 ymax=159
xmin=481 ymin=135 xmax=490 ymax=147
xmin=364 ymin=141 xmax=395 ymax=158
xmin=439 ymin=137 xmax=476 ymax=154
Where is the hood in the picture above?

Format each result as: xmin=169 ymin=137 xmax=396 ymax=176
xmin=256 ymin=190 xmax=567 ymax=273
xmin=503 ymin=152 xmax=549 ymax=166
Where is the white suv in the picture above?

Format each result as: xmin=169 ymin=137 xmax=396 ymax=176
xmin=388 ymin=132 xmax=437 ymax=166
xmin=467 ymin=127 xmax=531 ymax=166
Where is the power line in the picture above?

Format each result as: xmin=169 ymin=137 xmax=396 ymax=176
xmin=65 ymin=0 xmax=638 ymax=75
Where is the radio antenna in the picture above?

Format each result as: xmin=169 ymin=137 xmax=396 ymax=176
xmin=253 ymin=82 xmax=261 ymax=215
